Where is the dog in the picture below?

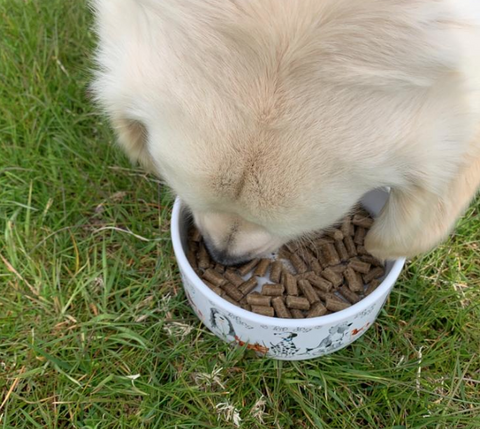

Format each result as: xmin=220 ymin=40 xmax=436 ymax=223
xmin=91 ymin=0 xmax=480 ymax=265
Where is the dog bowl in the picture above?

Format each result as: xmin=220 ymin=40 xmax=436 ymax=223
xmin=171 ymin=189 xmax=405 ymax=360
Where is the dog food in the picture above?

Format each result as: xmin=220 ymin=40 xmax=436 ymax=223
xmin=187 ymin=206 xmax=385 ymax=319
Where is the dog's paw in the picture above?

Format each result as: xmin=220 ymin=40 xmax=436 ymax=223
xmin=364 ymin=226 xmax=412 ymax=260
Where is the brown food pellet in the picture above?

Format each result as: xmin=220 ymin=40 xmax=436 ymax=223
xmin=203 ymin=268 xmax=227 ymax=287
xmin=306 ymin=273 xmax=333 ymax=292
xmin=309 ymin=258 xmax=323 ymax=275
xmin=286 ymin=296 xmax=311 ymax=310
xmin=363 ymin=266 xmax=386 ymax=283
xmin=340 ymin=216 xmax=353 ymax=237
xmin=354 ymin=227 xmax=366 ymax=245
xmin=335 ymin=239 xmax=349 ymax=261
xmin=307 ymin=301 xmax=328 ymax=318
xmin=356 ymin=245 xmax=369 ymax=256
xmin=251 ymin=305 xmax=275 ymax=317
xmin=272 ymin=296 xmax=291 ymax=318
xmin=321 ymin=243 xmax=341 ymax=266
xmin=316 ymin=249 xmax=330 ymax=268
xmin=223 ymin=283 xmax=244 ymax=302
xmin=315 ymin=289 xmax=329 ymax=302
xmin=325 ymin=228 xmax=344 ymax=241
xmin=187 ymin=249 xmax=198 ymax=270
xmin=298 ymin=280 xmax=320 ymax=304
xmin=278 ymin=246 xmax=292 ymax=260
xmin=326 ymin=298 xmax=351 ymax=312
xmin=344 ymin=266 xmax=364 ymax=293
xmin=330 ymin=264 xmax=348 ymax=274
xmin=344 ymin=235 xmax=357 ymax=257
xmin=214 ymin=263 xmax=225 ymax=274
xmin=224 ymin=270 xmax=245 ymax=287
xmin=285 ymin=241 xmax=301 ymax=253
xmin=191 ymin=228 xmax=202 ymax=242
xmin=237 ymin=259 xmax=260 ymax=276
xmin=246 ymin=293 xmax=272 ymax=306
xmin=283 ymin=272 xmax=299 ymax=296
xmin=349 ymin=259 xmax=371 ymax=274
xmin=352 ymin=213 xmax=374 ymax=229
xmin=197 ymin=243 xmax=211 ymax=270
xmin=222 ymin=294 xmax=240 ymax=307
xmin=204 ymin=282 xmax=224 ymax=296
xmin=241 ymin=303 xmax=252 ymax=311
xmin=291 ymin=308 xmax=305 ymax=319
xmin=289 ymin=253 xmax=308 ymax=274
xmin=238 ymin=277 xmax=258 ymax=295
xmin=321 ymin=268 xmax=344 ymax=288
xmin=360 ymin=254 xmax=384 ymax=267
xmin=262 ymin=283 xmax=285 ymax=296
xmin=254 ymin=258 xmax=271 ymax=277
xmin=338 ymin=285 xmax=361 ymax=304
xmin=314 ymin=237 xmax=334 ymax=246
xmin=365 ymin=279 xmax=381 ymax=295
xmin=269 ymin=260 xmax=283 ymax=283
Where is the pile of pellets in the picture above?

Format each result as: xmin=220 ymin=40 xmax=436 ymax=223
xmin=186 ymin=207 xmax=385 ymax=319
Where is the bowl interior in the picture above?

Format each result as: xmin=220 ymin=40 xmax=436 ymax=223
xmin=172 ymin=188 xmax=406 ymax=327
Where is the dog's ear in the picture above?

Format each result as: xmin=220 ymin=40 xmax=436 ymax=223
xmin=111 ymin=116 xmax=156 ymax=174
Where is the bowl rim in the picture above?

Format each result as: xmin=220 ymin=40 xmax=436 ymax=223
xmin=171 ymin=197 xmax=406 ymax=328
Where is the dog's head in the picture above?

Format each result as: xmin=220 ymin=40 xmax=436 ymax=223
xmin=93 ymin=0 xmax=465 ymax=264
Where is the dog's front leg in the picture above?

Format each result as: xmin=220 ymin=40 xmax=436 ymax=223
xmin=365 ymin=152 xmax=480 ymax=260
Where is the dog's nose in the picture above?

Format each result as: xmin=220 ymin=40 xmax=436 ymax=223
xmin=203 ymin=239 xmax=252 ymax=267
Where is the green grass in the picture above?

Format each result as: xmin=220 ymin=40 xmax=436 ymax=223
xmin=1 ymin=1 xmax=480 ymax=428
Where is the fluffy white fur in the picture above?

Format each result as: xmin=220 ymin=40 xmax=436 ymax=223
xmin=92 ymin=0 xmax=480 ymax=264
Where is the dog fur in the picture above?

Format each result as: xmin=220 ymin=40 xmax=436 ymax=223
xmin=91 ymin=0 xmax=480 ymax=264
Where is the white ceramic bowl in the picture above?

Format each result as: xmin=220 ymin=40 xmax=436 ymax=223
xmin=171 ymin=189 xmax=405 ymax=360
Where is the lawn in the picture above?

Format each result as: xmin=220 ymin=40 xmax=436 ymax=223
xmin=1 ymin=1 xmax=479 ymax=428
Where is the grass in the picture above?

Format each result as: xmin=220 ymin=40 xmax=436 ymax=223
xmin=1 ymin=1 xmax=479 ymax=428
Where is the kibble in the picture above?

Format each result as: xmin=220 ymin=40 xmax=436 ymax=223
xmin=289 ymin=253 xmax=308 ymax=274
xmin=326 ymin=298 xmax=351 ymax=312
xmin=283 ymin=272 xmax=298 ymax=296
xmin=272 ymin=296 xmax=291 ymax=318
xmin=187 ymin=208 xmax=386 ymax=319
xmin=352 ymin=213 xmax=374 ymax=229
xmin=338 ymin=285 xmax=361 ymax=304
xmin=286 ymin=296 xmax=311 ymax=310
xmin=246 ymin=293 xmax=272 ymax=307
xmin=321 ymin=268 xmax=344 ymax=288
xmin=335 ymin=239 xmax=349 ymax=261
xmin=197 ymin=243 xmax=211 ymax=269
xmin=363 ymin=266 xmax=386 ymax=284
xmin=224 ymin=270 xmax=245 ymax=287
xmin=291 ymin=308 xmax=305 ymax=319
xmin=344 ymin=266 xmax=364 ymax=293
xmin=254 ymin=258 xmax=271 ymax=277
xmin=203 ymin=268 xmax=226 ymax=287
xmin=262 ymin=283 xmax=285 ymax=296
xmin=354 ymin=227 xmax=367 ymax=245
xmin=251 ymin=305 xmax=275 ymax=317
xmin=306 ymin=273 xmax=332 ymax=292
xmin=365 ymin=279 xmax=381 ymax=295
xmin=298 ymin=280 xmax=320 ymax=304
xmin=349 ymin=259 xmax=371 ymax=274
xmin=223 ymin=283 xmax=244 ymax=302
xmin=269 ymin=260 xmax=283 ymax=283
xmin=344 ymin=235 xmax=357 ymax=257
xmin=237 ymin=259 xmax=260 ymax=276
xmin=239 ymin=277 xmax=258 ymax=295
xmin=307 ymin=301 xmax=328 ymax=318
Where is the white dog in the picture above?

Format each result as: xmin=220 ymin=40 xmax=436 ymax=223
xmin=92 ymin=0 xmax=480 ymax=265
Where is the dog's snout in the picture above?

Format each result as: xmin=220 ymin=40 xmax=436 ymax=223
xmin=203 ymin=239 xmax=252 ymax=266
